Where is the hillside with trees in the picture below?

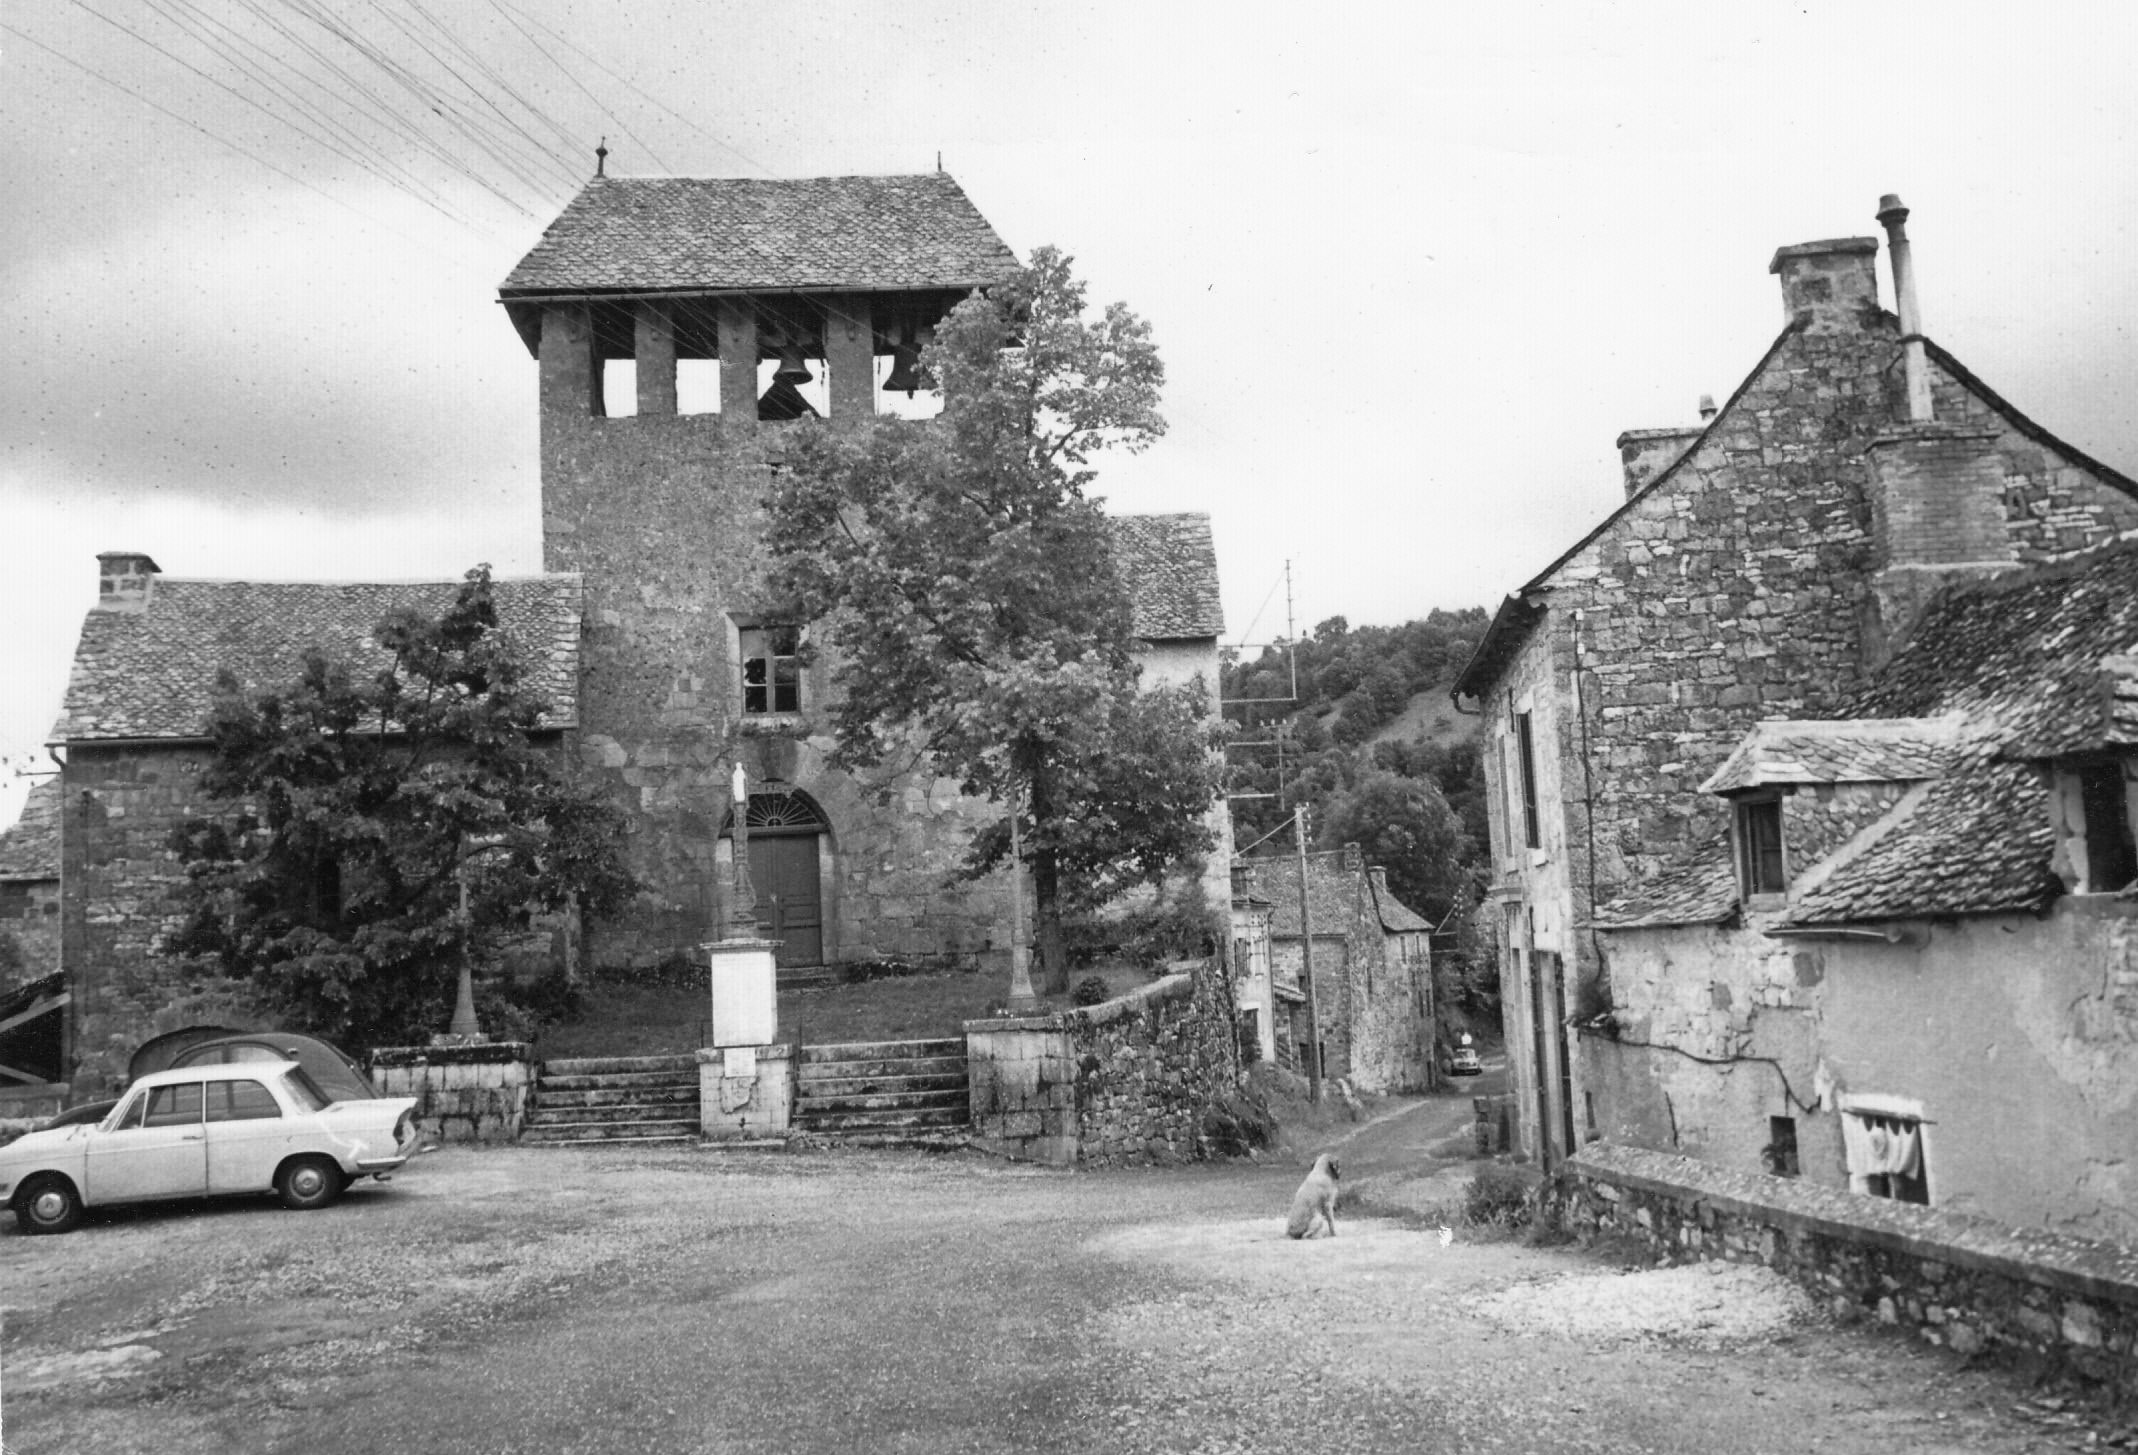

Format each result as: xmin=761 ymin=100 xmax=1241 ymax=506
xmin=1223 ymin=607 xmax=1496 ymax=1019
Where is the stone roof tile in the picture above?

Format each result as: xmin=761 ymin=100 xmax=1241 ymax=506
xmin=52 ymin=576 xmax=583 ymax=743
xmin=0 ymin=779 xmax=59 ymax=882
xmin=1701 ymin=718 xmax=1965 ymax=794
xmin=1109 ymin=514 xmax=1224 ymax=640
xmin=500 ymin=174 xmax=1021 ymax=296
xmin=1780 ymin=760 xmax=2060 ymax=925
xmin=1591 ymin=837 xmax=1741 ymax=930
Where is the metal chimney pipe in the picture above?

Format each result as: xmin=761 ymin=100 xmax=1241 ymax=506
xmin=1697 ymin=393 xmax=1717 ymax=422
xmin=1876 ymin=193 xmax=1933 ymax=423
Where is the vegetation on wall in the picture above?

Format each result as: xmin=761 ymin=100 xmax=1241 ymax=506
xmin=765 ymin=247 xmax=1225 ymax=994
xmin=165 ymin=568 xmax=638 ymax=1050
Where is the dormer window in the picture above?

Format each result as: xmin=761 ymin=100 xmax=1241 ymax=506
xmin=1736 ymin=793 xmax=1786 ymax=897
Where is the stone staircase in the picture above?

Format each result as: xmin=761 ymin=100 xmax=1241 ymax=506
xmin=521 ymin=1054 xmax=701 ymax=1145
xmin=793 ymin=1037 xmax=969 ymax=1146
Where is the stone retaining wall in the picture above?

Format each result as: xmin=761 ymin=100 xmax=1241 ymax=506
xmin=966 ymin=958 xmax=1236 ymax=1167
xmin=1558 ymin=1142 xmax=2138 ymax=1390
xmin=370 ymin=1041 xmax=536 ymax=1143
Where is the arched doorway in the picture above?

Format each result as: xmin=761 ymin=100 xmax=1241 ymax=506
xmin=725 ymin=790 xmax=827 ymax=967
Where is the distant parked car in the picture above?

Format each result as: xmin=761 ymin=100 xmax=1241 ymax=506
xmin=2 ymin=1062 xmax=418 ymax=1235
xmin=1447 ymin=1035 xmax=1484 ymax=1077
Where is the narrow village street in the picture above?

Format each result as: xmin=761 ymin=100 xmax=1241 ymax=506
xmin=4 ymin=1086 xmax=2111 ymax=1455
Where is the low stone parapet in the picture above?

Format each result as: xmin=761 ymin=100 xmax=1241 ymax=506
xmin=1559 ymin=1142 xmax=2138 ymax=1390
xmin=370 ymin=1042 xmax=535 ymax=1143
xmin=965 ymin=959 xmax=1236 ymax=1168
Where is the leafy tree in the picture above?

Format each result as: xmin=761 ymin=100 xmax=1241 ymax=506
xmin=166 ymin=568 xmax=637 ymax=1049
xmin=764 ymin=247 xmax=1224 ymax=992
xmin=1315 ymin=768 xmax=1473 ymax=923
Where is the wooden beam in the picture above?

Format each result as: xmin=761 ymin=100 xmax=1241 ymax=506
xmin=0 ymin=992 xmax=68 ymax=1038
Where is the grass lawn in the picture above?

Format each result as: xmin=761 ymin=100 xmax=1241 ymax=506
xmin=535 ymin=961 xmax=1160 ymax=1060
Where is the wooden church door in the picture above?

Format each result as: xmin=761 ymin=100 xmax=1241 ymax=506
xmin=747 ymin=833 xmax=823 ymax=966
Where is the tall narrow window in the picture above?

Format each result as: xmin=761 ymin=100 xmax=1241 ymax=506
xmin=1737 ymin=795 xmax=1786 ymax=896
xmin=1515 ymin=711 xmax=1541 ymax=849
xmin=740 ymin=626 xmax=801 ymax=715
xmin=2079 ymin=761 xmax=2137 ymax=892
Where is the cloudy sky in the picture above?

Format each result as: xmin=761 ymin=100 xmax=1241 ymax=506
xmin=4 ymin=1 xmax=2137 ymax=824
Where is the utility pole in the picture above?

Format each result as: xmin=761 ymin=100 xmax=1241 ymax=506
xmin=1294 ymin=803 xmax=1322 ymax=1103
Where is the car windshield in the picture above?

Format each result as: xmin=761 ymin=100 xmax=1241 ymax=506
xmin=278 ymin=1066 xmax=334 ymax=1114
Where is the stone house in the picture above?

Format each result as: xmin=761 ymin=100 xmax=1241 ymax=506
xmin=34 ymin=172 xmax=1230 ymax=1089
xmin=1451 ymin=197 xmax=2138 ymax=1180
xmin=1232 ymin=849 xmax=1434 ymax=1092
xmin=1592 ymin=539 xmax=2138 ymax=1240
xmin=499 ymin=171 xmax=1229 ymax=973
xmin=46 ymin=559 xmax=584 ymax=1089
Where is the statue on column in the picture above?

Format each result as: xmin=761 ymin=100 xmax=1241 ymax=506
xmin=727 ymin=761 xmax=758 ymax=940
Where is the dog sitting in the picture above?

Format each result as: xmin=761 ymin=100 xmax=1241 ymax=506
xmin=1285 ymin=1152 xmax=1340 ymax=1239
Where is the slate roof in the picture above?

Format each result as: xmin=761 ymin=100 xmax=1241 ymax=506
xmin=1602 ymin=538 xmax=2138 ymax=930
xmin=1109 ymin=514 xmax=1225 ymax=640
xmin=1367 ymin=875 xmax=1434 ymax=934
xmin=499 ymin=174 xmax=1022 ymax=298
xmin=1241 ymin=856 xmax=1366 ymax=940
xmin=1700 ymin=717 xmax=1965 ymax=794
xmin=1779 ymin=761 xmax=2062 ymax=926
xmin=1590 ymin=836 xmax=1741 ymax=930
xmin=52 ymin=576 xmax=583 ymax=744
xmin=1855 ymin=537 xmax=2138 ymax=758
xmin=0 ymin=780 xmax=59 ymax=882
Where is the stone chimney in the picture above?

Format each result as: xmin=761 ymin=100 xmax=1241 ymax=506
xmin=1616 ymin=424 xmax=1705 ymax=500
xmin=1769 ymin=237 xmax=1880 ymax=332
xmin=1865 ymin=424 xmax=2015 ymax=665
xmin=1856 ymin=194 xmax=2017 ymax=668
xmin=95 ymin=552 xmax=161 ymax=613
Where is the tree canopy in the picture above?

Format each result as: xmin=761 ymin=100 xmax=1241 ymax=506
xmin=764 ymin=247 xmax=1224 ymax=990
xmin=166 ymin=568 xmax=636 ymax=1048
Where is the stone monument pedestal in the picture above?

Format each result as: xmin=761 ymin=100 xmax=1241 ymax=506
xmin=700 ymin=937 xmax=790 ymax=1139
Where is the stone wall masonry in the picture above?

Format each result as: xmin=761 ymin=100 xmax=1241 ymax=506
xmin=542 ymin=394 xmax=1031 ymax=973
xmin=965 ymin=958 xmax=1238 ymax=1167
xmin=61 ymin=744 xmax=265 ymax=1094
xmin=371 ymin=1041 xmax=535 ymax=1143
xmin=1557 ymin=1142 xmax=2138 ymax=1391
xmin=0 ymin=878 xmax=60 ymax=992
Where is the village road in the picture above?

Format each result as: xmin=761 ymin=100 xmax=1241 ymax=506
xmin=1 ymin=1120 xmax=2114 ymax=1455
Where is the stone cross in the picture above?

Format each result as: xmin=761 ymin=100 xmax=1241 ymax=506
xmin=727 ymin=762 xmax=758 ymax=938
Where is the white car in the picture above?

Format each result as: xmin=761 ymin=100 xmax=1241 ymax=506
xmin=3 ymin=1061 xmax=420 ymax=1235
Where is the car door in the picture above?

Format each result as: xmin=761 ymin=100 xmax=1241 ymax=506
xmin=205 ymin=1076 xmax=293 ymax=1193
xmin=83 ymin=1081 xmax=209 ymax=1204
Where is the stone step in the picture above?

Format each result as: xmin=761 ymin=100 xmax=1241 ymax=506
xmin=812 ymin=1129 xmax=970 ymax=1151
xmin=532 ymin=1084 xmax=701 ymax=1111
xmin=526 ymin=1100 xmax=701 ymax=1126
xmin=798 ymin=1038 xmax=965 ymax=1065
xmin=778 ymin=968 xmax=841 ymax=991
xmin=791 ymin=1071 xmax=968 ymax=1099
xmin=520 ymin=1117 xmax=701 ymax=1144
xmin=794 ymin=1088 xmax=967 ymax=1115
xmin=792 ymin=1106 xmax=968 ymax=1134
xmin=796 ymin=1055 xmax=967 ymax=1083
xmin=542 ymin=1054 xmax=699 ymax=1077
xmin=537 ymin=1069 xmax=701 ymax=1094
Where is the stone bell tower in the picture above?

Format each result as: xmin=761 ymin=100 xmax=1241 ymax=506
xmin=498 ymin=171 xmax=1022 ymax=968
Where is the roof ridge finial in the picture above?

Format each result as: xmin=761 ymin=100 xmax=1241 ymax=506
xmin=595 ymin=137 xmax=608 ymax=178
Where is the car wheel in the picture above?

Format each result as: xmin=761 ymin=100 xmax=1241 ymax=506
xmin=276 ymin=1155 xmax=345 ymax=1211
xmin=14 ymin=1174 xmax=83 ymax=1235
